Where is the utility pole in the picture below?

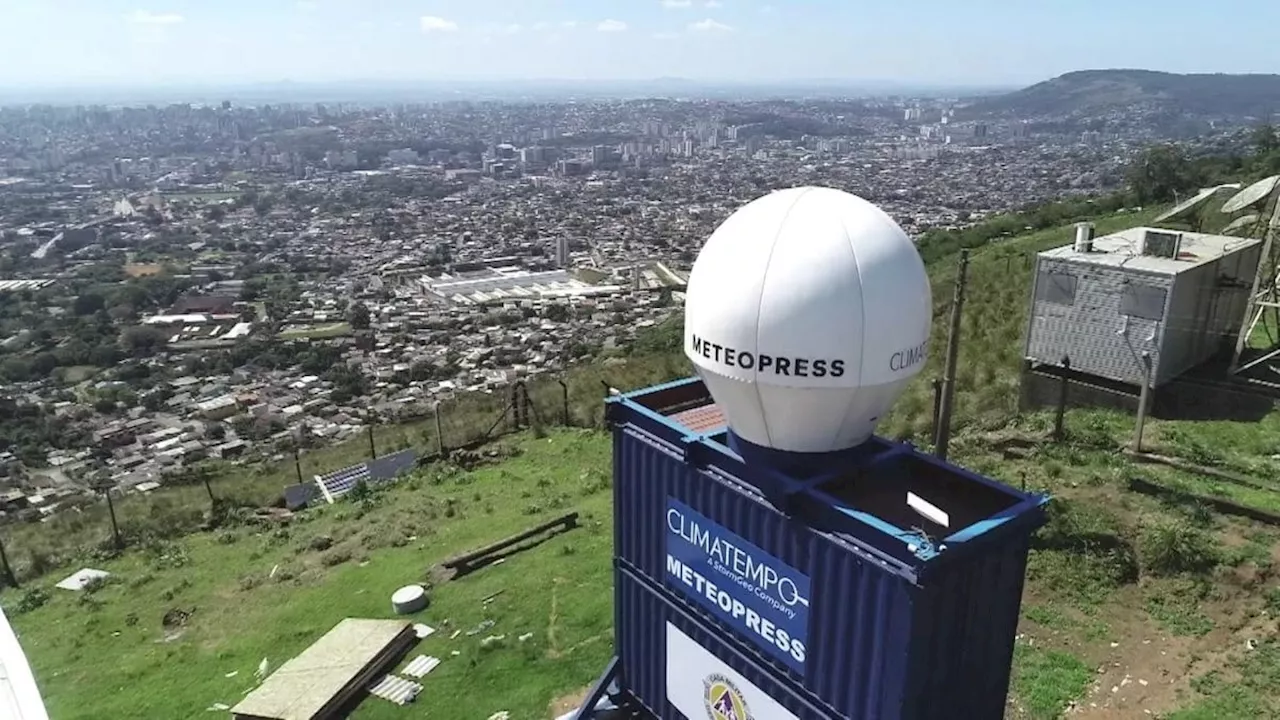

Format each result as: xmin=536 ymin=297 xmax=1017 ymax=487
xmin=934 ymin=249 xmax=970 ymax=462
xmin=366 ymin=411 xmax=377 ymax=460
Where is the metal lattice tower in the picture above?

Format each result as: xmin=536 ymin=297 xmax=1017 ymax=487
xmin=1225 ymin=176 xmax=1280 ymax=382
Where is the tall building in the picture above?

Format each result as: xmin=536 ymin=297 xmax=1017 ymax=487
xmin=555 ymin=237 xmax=570 ymax=268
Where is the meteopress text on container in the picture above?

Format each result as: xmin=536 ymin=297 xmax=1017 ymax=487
xmin=664 ymin=498 xmax=810 ymax=674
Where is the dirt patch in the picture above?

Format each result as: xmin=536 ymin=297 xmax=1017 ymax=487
xmin=1068 ymin=604 xmax=1195 ymax=719
xmin=549 ymin=687 xmax=589 ymax=718
xmin=1035 ymin=578 xmax=1266 ymax=719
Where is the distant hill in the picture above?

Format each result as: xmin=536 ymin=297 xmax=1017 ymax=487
xmin=971 ymin=69 xmax=1280 ymax=117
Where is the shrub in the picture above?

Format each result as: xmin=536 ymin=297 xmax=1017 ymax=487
xmin=13 ymin=587 xmax=49 ymax=614
xmin=1140 ymin=520 xmax=1221 ymax=577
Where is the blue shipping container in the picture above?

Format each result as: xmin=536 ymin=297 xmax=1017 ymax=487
xmin=606 ymin=378 xmax=1049 ymax=720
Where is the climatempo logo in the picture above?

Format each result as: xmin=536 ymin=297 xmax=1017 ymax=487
xmin=703 ymin=673 xmax=751 ymax=720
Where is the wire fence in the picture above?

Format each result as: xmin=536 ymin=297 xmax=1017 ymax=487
xmin=0 ymin=362 xmax=681 ymax=586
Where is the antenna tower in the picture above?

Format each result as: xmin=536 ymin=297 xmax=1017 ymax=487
xmin=1225 ymin=175 xmax=1280 ymax=383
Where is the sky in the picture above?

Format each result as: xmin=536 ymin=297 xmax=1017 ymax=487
xmin=2 ymin=0 xmax=1279 ymax=89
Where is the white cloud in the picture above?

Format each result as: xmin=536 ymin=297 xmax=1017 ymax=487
xmin=296 ymin=0 xmax=318 ymax=11
xmin=652 ymin=31 xmax=680 ymax=40
xmin=689 ymin=18 xmax=733 ymax=32
xmin=760 ymin=4 xmax=775 ymax=13
xmin=127 ymin=10 xmax=184 ymax=26
xmin=661 ymin=0 xmax=693 ymax=8
xmin=531 ymin=21 xmax=552 ymax=31
xmin=596 ymin=19 xmax=628 ymax=32
xmin=420 ymin=15 xmax=459 ymax=32
xmin=705 ymin=0 xmax=724 ymax=7
xmin=497 ymin=23 xmax=522 ymax=35
xmin=562 ymin=20 xmax=578 ymax=28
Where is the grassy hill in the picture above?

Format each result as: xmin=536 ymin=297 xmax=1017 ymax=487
xmin=9 ymin=207 xmax=1280 ymax=718
xmin=970 ymin=69 xmax=1280 ymax=116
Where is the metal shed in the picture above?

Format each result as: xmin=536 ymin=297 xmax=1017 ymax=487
xmin=1025 ymin=226 xmax=1261 ymax=388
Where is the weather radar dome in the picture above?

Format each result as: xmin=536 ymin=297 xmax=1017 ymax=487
xmin=684 ymin=186 xmax=931 ymax=463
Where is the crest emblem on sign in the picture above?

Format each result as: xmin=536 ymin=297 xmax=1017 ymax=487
xmin=703 ymin=673 xmax=751 ymax=720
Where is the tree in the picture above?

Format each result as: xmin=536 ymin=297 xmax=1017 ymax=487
xmin=0 ymin=358 xmax=30 ymax=383
xmin=73 ymin=292 xmax=106 ymax=316
xmin=30 ymin=352 xmax=57 ymax=377
xmin=348 ymin=302 xmax=371 ymax=330
xmin=1253 ymin=124 xmax=1279 ymax=156
xmin=253 ymin=195 xmax=274 ymax=217
xmin=1125 ymin=144 xmax=1201 ymax=205
xmin=120 ymin=326 xmax=169 ymax=358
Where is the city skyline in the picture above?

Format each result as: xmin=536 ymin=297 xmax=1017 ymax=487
xmin=3 ymin=0 xmax=1280 ymax=89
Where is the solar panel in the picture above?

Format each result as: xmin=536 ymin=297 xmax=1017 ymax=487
xmin=366 ymin=449 xmax=417 ymax=481
xmin=315 ymin=463 xmax=371 ymax=503
xmin=314 ymin=450 xmax=418 ymax=503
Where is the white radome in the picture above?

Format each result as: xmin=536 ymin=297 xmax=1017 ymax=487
xmin=684 ymin=186 xmax=932 ymax=453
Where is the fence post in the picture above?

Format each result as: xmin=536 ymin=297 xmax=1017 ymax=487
xmin=1053 ymin=356 xmax=1070 ymax=441
xmin=1131 ymin=352 xmax=1153 ymax=453
xmin=98 ymin=483 xmax=124 ymax=551
xmin=558 ymin=379 xmax=570 ymax=426
xmin=434 ymin=402 xmax=446 ymax=456
xmin=509 ymin=383 xmax=523 ymax=431
xmin=0 ymin=534 xmax=17 ymax=588
xmin=202 ymin=474 xmax=217 ymax=508
xmin=930 ymin=378 xmax=943 ymax=446
xmin=935 ymin=249 xmax=970 ymax=462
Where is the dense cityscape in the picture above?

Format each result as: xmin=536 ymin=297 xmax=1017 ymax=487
xmin=0 ymin=91 xmax=1254 ymax=520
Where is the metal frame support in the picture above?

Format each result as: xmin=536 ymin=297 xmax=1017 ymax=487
xmin=572 ymin=656 xmax=621 ymax=720
xmin=1132 ymin=352 xmax=1153 ymax=453
xmin=1230 ymin=194 xmax=1280 ymax=377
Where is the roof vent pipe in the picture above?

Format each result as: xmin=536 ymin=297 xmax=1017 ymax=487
xmin=1073 ymin=222 xmax=1095 ymax=253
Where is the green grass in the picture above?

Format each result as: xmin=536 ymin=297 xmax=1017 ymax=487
xmin=1010 ymin=645 xmax=1093 ymax=719
xmin=1021 ymin=602 xmax=1110 ymax=641
xmin=279 ymin=322 xmax=352 ymax=339
xmin=10 ymin=429 xmax=614 ymax=720
xmin=1170 ymin=641 xmax=1280 ymax=719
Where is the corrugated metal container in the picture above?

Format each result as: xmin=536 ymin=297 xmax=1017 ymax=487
xmin=1024 ymin=226 xmax=1260 ymax=388
xmin=606 ymin=378 xmax=1049 ymax=720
